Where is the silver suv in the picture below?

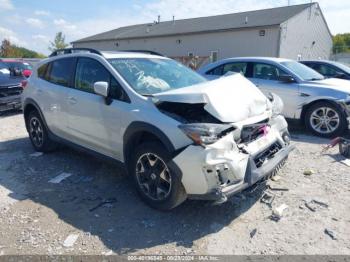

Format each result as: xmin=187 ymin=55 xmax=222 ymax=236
xmin=22 ymin=48 xmax=293 ymax=210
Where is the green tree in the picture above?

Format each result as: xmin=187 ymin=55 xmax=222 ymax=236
xmin=49 ymin=32 xmax=69 ymax=52
xmin=0 ymin=39 xmax=46 ymax=58
xmin=333 ymin=33 xmax=350 ymax=53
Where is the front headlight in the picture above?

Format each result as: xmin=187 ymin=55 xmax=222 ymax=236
xmin=178 ymin=123 xmax=234 ymax=146
xmin=267 ymin=93 xmax=284 ymax=117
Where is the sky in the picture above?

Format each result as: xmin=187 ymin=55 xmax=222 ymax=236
xmin=0 ymin=0 xmax=349 ymax=55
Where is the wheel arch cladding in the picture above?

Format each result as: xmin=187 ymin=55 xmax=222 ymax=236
xmin=123 ymin=121 xmax=176 ymax=164
xmin=301 ymin=99 xmax=345 ymax=122
xmin=23 ymin=99 xmax=46 ymax=132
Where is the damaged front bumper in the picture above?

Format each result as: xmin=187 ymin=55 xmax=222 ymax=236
xmin=173 ymin=115 xmax=294 ymax=204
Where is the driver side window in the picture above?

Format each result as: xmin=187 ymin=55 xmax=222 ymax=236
xmin=75 ymin=58 xmax=109 ymax=93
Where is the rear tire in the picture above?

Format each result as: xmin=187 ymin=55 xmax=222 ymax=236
xmin=305 ymin=101 xmax=347 ymax=138
xmin=26 ymin=110 xmax=57 ymax=152
xmin=130 ymin=142 xmax=187 ymax=210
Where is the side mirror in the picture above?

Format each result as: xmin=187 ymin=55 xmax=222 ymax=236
xmin=94 ymin=81 xmax=109 ymax=97
xmin=279 ymin=75 xmax=295 ymax=83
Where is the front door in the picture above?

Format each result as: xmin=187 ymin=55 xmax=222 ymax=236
xmin=248 ymin=62 xmax=300 ymax=119
xmin=66 ymin=57 xmax=125 ymax=159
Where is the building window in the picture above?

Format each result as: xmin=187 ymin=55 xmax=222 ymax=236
xmin=188 ymin=52 xmax=194 ymax=57
xmin=210 ymin=51 xmax=218 ymax=63
xmin=259 ymin=30 xmax=266 ymax=36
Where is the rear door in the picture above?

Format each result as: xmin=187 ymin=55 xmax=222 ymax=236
xmin=248 ymin=62 xmax=300 ymax=118
xmin=66 ymin=57 xmax=127 ymax=159
xmin=35 ymin=58 xmax=75 ymax=137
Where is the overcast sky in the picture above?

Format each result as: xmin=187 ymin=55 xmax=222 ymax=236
xmin=0 ymin=0 xmax=349 ymax=55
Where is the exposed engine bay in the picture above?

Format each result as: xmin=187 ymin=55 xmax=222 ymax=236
xmin=156 ymin=101 xmax=222 ymax=124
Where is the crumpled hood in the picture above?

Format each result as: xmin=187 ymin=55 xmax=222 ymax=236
xmin=305 ymin=78 xmax=350 ymax=93
xmin=153 ymin=73 xmax=271 ymax=123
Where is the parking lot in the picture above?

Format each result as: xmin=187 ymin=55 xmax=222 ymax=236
xmin=0 ymin=111 xmax=350 ymax=255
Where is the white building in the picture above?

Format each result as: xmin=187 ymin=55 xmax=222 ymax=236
xmin=72 ymin=3 xmax=332 ymax=66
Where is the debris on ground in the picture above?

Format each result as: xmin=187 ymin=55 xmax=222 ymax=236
xmin=30 ymin=152 xmax=43 ymax=157
xmin=102 ymin=250 xmax=113 ymax=256
xmin=340 ymin=159 xmax=350 ymax=167
xmin=250 ymin=228 xmax=257 ymax=238
xmin=303 ymin=169 xmax=315 ymax=176
xmin=323 ymin=137 xmax=350 ymax=158
xmin=271 ymin=175 xmax=281 ymax=182
xmin=63 ymin=234 xmax=79 ymax=247
xmin=89 ymin=198 xmax=117 ymax=212
xmin=324 ymin=229 xmax=337 ymax=240
xmin=260 ymin=192 xmax=275 ymax=206
xmin=48 ymin=172 xmax=73 ymax=184
xmin=270 ymin=204 xmax=288 ymax=222
xmin=304 ymin=199 xmax=329 ymax=212
xmin=268 ymin=185 xmax=289 ymax=191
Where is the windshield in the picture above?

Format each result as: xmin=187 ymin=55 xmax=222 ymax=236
xmin=281 ymin=61 xmax=324 ymax=81
xmin=108 ymin=58 xmax=206 ymax=95
xmin=332 ymin=61 xmax=350 ymax=74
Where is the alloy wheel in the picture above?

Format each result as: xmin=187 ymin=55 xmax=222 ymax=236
xmin=309 ymin=107 xmax=340 ymax=134
xmin=29 ymin=117 xmax=44 ymax=147
xmin=135 ymin=153 xmax=172 ymax=201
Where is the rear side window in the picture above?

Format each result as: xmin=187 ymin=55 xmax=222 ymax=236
xmin=75 ymin=58 xmax=109 ymax=93
xmin=47 ymin=58 xmax=75 ymax=87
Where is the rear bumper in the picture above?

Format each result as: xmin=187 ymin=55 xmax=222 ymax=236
xmin=0 ymin=95 xmax=22 ymax=112
xmin=188 ymin=143 xmax=294 ymax=202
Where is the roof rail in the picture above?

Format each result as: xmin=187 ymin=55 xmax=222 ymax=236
xmin=49 ymin=48 xmax=103 ymax=57
xmin=121 ymin=50 xmax=164 ymax=56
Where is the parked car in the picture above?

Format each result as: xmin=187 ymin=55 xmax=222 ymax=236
xmin=0 ymin=61 xmax=27 ymax=112
xmin=198 ymin=57 xmax=350 ymax=137
xmin=22 ymin=48 xmax=293 ymax=210
xmin=0 ymin=59 xmax=33 ymax=78
xmin=300 ymin=60 xmax=350 ymax=80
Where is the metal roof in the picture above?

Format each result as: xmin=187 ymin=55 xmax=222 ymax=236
xmin=73 ymin=3 xmax=315 ymax=44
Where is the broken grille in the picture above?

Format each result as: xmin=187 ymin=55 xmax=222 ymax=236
xmin=254 ymin=142 xmax=282 ymax=168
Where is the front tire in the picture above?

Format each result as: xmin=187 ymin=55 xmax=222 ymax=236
xmin=130 ymin=142 xmax=187 ymax=210
xmin=305 ymin=102 xmax=347 ymax=138
xmin=26 ymin=110 xmax=57 ymax=152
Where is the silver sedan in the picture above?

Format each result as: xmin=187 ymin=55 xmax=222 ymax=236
xmin=198 ymin=57 xmax=350 ymax=137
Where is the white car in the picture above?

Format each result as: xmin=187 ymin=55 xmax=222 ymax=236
xmin=22 ymin=48 xmax=293 ymax=210
xmin=198 ymin=57 xmax=350 ymax=137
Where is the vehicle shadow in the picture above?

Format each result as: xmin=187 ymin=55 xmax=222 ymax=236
xmin=0 ymin=109 xmax=22 ymax=118
xmin=0 ymin=137 xmax=266 ymax=254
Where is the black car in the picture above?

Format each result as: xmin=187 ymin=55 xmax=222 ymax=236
xmin=300 ymin=60 xmax=350 ymax=80
xmin=0 ymin=62 xmax=26 ymax=112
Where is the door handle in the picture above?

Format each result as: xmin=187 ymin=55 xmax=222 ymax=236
xmin=68 ymin=96 xmax=77 ymax=105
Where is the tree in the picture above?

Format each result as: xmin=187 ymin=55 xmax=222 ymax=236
xmin=49 ymin=32 xmax=69 ymax=52
xmin=0 ymin=39 xmax=45 ymax=58
xmin=0 ymin=39 xmax=15 ymax=57
xmin=333 ymin=33 xmax=350 ymax=53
